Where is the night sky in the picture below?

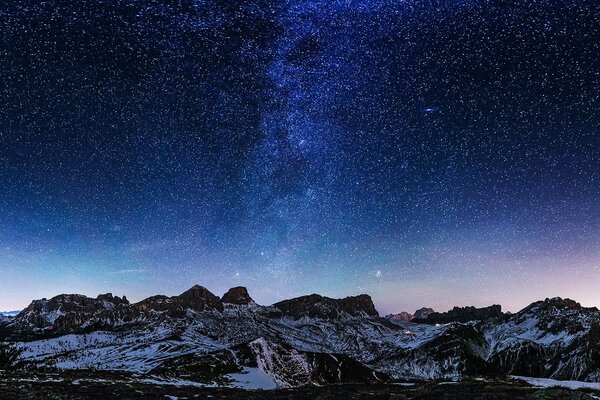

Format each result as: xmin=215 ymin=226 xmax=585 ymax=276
xmin=0 ymin=0 xmax=598 ymax=313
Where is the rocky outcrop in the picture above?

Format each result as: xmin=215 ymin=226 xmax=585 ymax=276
xmin=8 ymin=288 xmax=380 ymax=335
xmin=133 ymin=295 xmax=174 ymax=314
xmin=21 ymin=293 xmax=129 ymax=315
xmin=6 ymin=286 xmax=224 ymax=336
xmin=11 ymin=293 xmax=129 ymax=333
xmin=132 ymin=286 xmax=224 ymax=317
xmin=273 ymin=294 xmax=378 ymax=319
xmin=177 ymin=285 xmax=224 ymax=312
xmin=4 ymin=291 xmax=600 ymax=385
xmin=413 ymin=307 xmax=435 ymax=320
xmin=520 ymin=297 xmax=591 ymax=314
xmin=413 ymin=305 xmax=503 ymax=324
xmin=222 ymin=287 xmax=254 ymax=305
xmin=339 ymin=294 xmax=378 ymax=316
xmin=385 ymin=312 xmax=413 ymax=321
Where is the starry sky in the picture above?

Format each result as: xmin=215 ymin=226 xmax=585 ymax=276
xmin=0 ymin=0 xmax=598 ymax=314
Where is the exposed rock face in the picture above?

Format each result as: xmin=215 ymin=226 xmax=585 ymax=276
xmin=414 ymin=305 xmax=503 ymax=324
xmin=339 ymin=294 xmax=378 ymax=316
xmin=385 ymin=312 xmax=413 ymax=322
xmin=12 ymin=293 xmax=130 ymax=332
xmin=413 ymin=307 xmax=435 ymax=320
xmin=177 ymin=285 xmax=224 ymax=312
xmin=22 ymin=293 xmax=129 ymax=315
xmin=222 ymin=287 xmax=254 ymax=305
xmin=3 ymin=291 xmax=600 ymax=385
xmin=97 ymin=293 xmax=129 ymax=308
xmin=132 ymin=286 xmax=224 ymax=316
xmin=7 ymin=289 xmax=600 ymax=386
xmin=273 ymin=294 xmax=378 ymax=319
xmin=520 ymin=297 xmax=588 ymax=314
xmin=484 ymin=297 xmax=600 ymax=381
xmin=8 ymin=286 xmax=224 ymax=335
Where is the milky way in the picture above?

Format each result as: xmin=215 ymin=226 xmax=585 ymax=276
xmin=0 ymin=0 xmax=598 ymax=313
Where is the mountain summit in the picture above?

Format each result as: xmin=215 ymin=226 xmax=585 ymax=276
xmin=222 ymin=287 xmax=254 ymax=305
xmin=273 ymin=293 xmax=378 ymax=319
xmin=177 ymin=285 xmax=224 ymax=312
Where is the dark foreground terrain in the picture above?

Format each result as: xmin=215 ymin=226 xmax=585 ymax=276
xmin=1 ymin=373 xmax=599 ymax=400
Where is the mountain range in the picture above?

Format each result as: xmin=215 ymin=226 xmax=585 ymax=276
xmin=1 ymin=285 xmax=599 ymax=389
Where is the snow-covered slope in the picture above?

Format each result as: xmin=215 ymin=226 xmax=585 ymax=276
xmin=484 ymin=297 xmax=600 ymax=381
xmin=12 ymin=304 xmax=429 ymax=382
xmin=3 ymin=287 xmax=600 ymax=387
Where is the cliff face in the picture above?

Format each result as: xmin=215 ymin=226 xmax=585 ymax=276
xmin=385 ymin=311 xmax=413 ymax=321
xmin=413 ymin=305 xmax=503 ymax=324
xmin=5 ymin=290 xmax=600 ymax=386
xmin=272 ymin=293 xmax=378 ymax=319
xmin=222 ymin=287 xmax=254 ymax=305
xmin=9 ymin=286 xmax=225 ymax=334
xmin=177 ymin=285 xmax=224 ymax=312
xmin=413 ymin=307 xmax=435 ymax=320
xmin=11 ymin=293 xmax=130 ymax=333
xmin=4 ymin=287 xmax=379 ymax=336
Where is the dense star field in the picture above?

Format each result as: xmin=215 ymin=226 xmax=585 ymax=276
xmin=0 ymin=0 xmax=598 ymax=313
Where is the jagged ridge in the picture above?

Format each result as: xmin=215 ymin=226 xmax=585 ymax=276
xmin=3 ymin=287 xmax=600 ymax=387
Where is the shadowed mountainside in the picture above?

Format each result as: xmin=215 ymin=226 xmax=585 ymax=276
xmin=1 ymin=286 xmax=600 ymax=389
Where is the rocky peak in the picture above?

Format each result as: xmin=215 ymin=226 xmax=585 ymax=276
xmin=176 ymin=285 xmax=224 ymax=312
xmin=9 ymin=285 xmax=226 ymax=336
xmin=12 ymin=292 xmax=130 ymax=333
xmin=413 ymin=307 xmax=435 ymax=320
xmin=273 ymin=293 xmax=378 ymax=319
xmin=520 ymin=297 xmax=596 ymax=316
xmin=540 ymin=297 xmax=582 ymax=310
xmin=222 ymin=287 xmax=254 ymax=305
xmin=385 ymin=311 xmax=413 ymax=322
xmin=338 ymin=294 xmax=378 ymax=316
xmin=22 ymin=293 xmax=127 ymax=315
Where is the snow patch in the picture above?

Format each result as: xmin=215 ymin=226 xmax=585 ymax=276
xmin=513 ymin=376 xmax=600 ymax=391
xmin=226 ymin=367 xmax=278 ymax=390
